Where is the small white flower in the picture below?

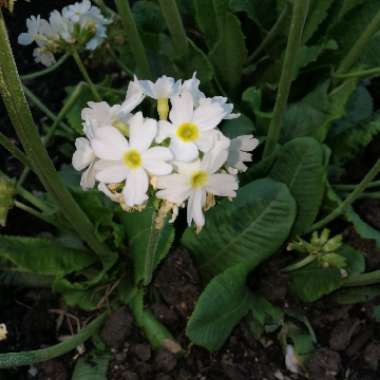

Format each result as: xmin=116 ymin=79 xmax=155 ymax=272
xmin=33 ymin=46 xmax=56 ymax=67
xmin=156 ymin=145 xmax=238 ymax=228
xmin=49 ymin=10 xmax=74 ymax=43
xmin=139 ymin=75 xmax=181 ymax=100
xmin=62 ymin=0 xmax=92 ymax=23
xmin=18 ymin=15 xmax=50 ymax=46
xmin=180 ymin=72 xmax=205 ymax=106
xmin=91 ymin=112 xmax=173 ymax=207
xmin=227 ymin=135 xmax=259 ymax=172
xmin=156 ymin=91 xmax=227 ymax=162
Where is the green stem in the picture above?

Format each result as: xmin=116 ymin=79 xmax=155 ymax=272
xmin=263 ymin=0 xmax=309 ymax=158
xmin=248 ymin=3 xmax=289 ymax=63
xmin=23 ymin=86 xmax=71 ymax=132
xmin=115 ymin=0 xmax=152 ymax=79
xmin=0 ymin=10 xmax=116 ymax=269
xmin=344 ymin=270 xmax=380 ymax=287
xmin=158 ymin=0 xmax=188 ymax=58
xmin=336 ymin=9 xmax=380 ymax=76
xmin=283 ymin=254 xmax=317 ymax=272
xmin=0 ymin=132 xmax=30 ymax=167
xmin=129 ymin=289 xmax=182 ymax=353
xmin=71 ymin=49 xmax=101 ymax=101
xmin=308 ymin=159 xmax=380 ymax=232
xmin=21 ymin=54 xmax=69 ymax=81
xmin=14 ymin=201 xmax=57 ymax=227
xmin=18 ymin=82 xmax=85 ymax=186
xmin=334 ymin=66 xmax=380 ymax=80
xmin=0 ymin=312 xmax=106 ymax=368
xmin=16 ymin=186 xmax=52 ymax=213
xmin=333 ymin=180 xmax=380 ymax=191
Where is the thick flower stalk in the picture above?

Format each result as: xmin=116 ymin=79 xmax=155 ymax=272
xmin=17 ymin=0 xmax=111 ymax=66
xmin=72 ymin=73 xmax=259 ymax=230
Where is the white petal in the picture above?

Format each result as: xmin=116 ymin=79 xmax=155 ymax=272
xmin=195 ymin=130 xmax=217 ymax=153
xmin=169 ymin=91 xmax=194 ymax=126
xmin=155 ymin=76 xmax=176 ymax=98
xmin=138 ymin=80 xmax=156 ymax=98
xmin=92 ymin=127 xmax=128 ymax=160
xmin=121 ymin=76 xmax=145 ymax=114
xmin=95 ymin=163 xmax=129 ymax=183
xmin=18 ymin=33 xmax=33 ymax=45
xmin=181 ymin=72 xmax=205 ymax=106
xmin=236 ymin=135 xmax=259 ymax=152
xmin=144 ymin=161 xmax=172 ymax=176
xmin=80 ymin=163 xmax=97 ymax=190
xmin=129 ymin=113 xmax=157 ymax=152
xmin=187 ymin=189 xmax=206 ymax=227
xmin=123 ymin=168 xmax=149 ymax=206
xmin=156 ymin=120 xmax=174 ymax=143
xmin=201 ymin=143 xmax=229 ymax=174
xmin=206 ymin=174 xmax=238 ymax=197
xmin=72 ymin=138 xmax=95 ymax=171
xmin=192 ymin=101 xmax=225 ymax=131
xmin=156 ymin=174 xmax=191 ymax=204
xmin=81 ymin=101 xmax=113 ymax=134
xmin=143 ymin=146 xmax=173 ymax=162
xmin=170 ymin=137 xmax=198 ymax=162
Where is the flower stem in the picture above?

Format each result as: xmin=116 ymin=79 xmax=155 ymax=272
xmin=247 ymin=3 xmax=289 ymax=63
xmin=71 ymin=49 xmax=101 ymax=101
xmin=336 ymin=9 xmax=380 ymax=76
xmin=115 ymin=0 xmax=152 ymax=79
xmin=0 ymin=312 xmax=106 ymax=368
xmin=16 ymin=185 xmax=52 ymax=213
xmin=283 ymin=254 xmax=317 ymax=272
xmin=14 ymin=201 xmax=57 ymax=227
xmin=334 ymin=66 xmax=380 ymax=80
xmin=333 ymin=180 xmax=380 ymax=191
xmin=158 ymin=0 xmax=188 ymax=58
xmin=344 ymin=270 xmax=380 ymax=287
xmin=21 ymin=53 xmax=69 ymax=81
xmin=0 ymin=132 xmax=30 ymax=167
xmin=18 ymin=82 xmax=85 ymax=187
xmin=0 ymin=10 xmax=116 ymax=269
xmin=308 ymin=159 xmax=380 ymax=232
xmin=263 ymin=0 xmax=310 ymax=158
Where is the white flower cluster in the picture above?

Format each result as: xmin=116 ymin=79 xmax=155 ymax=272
xmin=72 ymin=74 xmax=259 ymax=229
xmin=18 ymin=0 xmax=110 ymax=66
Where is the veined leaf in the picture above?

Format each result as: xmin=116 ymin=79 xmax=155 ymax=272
xmin=270 ymin=137 xmax=326 ymax=235
xmin=120 ymin=203 xmax=175 ymax=286
xmin=0 ymin=235 xmax=95 ymax=276
xmin=193 ymin=0 xmax=218 ymax=48
xmin=72 ymin=350 xmax=111 ymax=380
xmin=182 ymin=178 xmax=296 ymax=278
xmin=186 ymin=265 xmax=251 ymax=351
xmin=209 ymin=10 xmax=247 ymax=95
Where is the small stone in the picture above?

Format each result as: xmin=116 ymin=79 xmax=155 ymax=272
xmin=154 ymin=349 xmax=177 ymax=372
xmin=133 ymin=343 xmax=152 ymax=361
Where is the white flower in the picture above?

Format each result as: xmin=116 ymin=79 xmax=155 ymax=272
xmin=200 ymin=96 xmax=240 ymax=120
xmin=227 ymin=135 xmax=259 ymax=172
xmin=139 ymin=75 xmax=181 ymax=100
xmin=18 ymin=15 xmax=50 ymax=46
xmin=33 ymin=46 xmax=56 ymax=67
xmin=62 ymin=0 xmax=92 ymax=23
xmin=72 ymin=137 xmax=97 ymax=190
xmin=49 ymin=10 xmax=74 ymax=43
xmin=156 ymin=146 xmax=238 ymax=228
xmin=81 ymin=80 xmax=144 ymax=137
xmin=156 ymin=91 xmax=227 ymax=162
xmin=91 ymin=112 xmax=173 ymax=207
xmin=180 ymin=72 xmax=205 ymax=106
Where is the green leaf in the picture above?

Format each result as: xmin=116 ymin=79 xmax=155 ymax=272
xmin=182 ymin=178 xmax=296 ymax=278
xmin=220 ymin=114 xmax=255 ymax=138
xmin=120 ymin=202 xmax=175 ymax=286
xmin=290 ymin=245 xmax=365 ymax=302
xmin=193 ymin=0 xmax=219 ymax=48
xmin=333 ymin=286 xmax=380 ymax=304
xmin=132 ymin=1 xmax=166 ymax=33
xmin=270 ymin=137 xmax=326 ymax=235
xmin=0 ymin=235 xmax=95 ymax=276
xmin=71 ymin=350 xmax=111 ymax=380
xmin=186 ymin=265 xmax=251 ymax=351
xmin=209 ymin=11 xmax=247 ymax=95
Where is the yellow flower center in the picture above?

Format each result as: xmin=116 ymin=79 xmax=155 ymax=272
xmin=191 ymin=170 xmax=208 ymax=188
xmin=123 ymin=149 xmax=142 ymax=169
xmin=176 ymin=122 xmax=199 ymax=142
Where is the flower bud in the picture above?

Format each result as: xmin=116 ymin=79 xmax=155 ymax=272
xmin=320 ymin=253 xmax=347 ymax=269
xmin=323 ymin=234 xmax=343 ymax=253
